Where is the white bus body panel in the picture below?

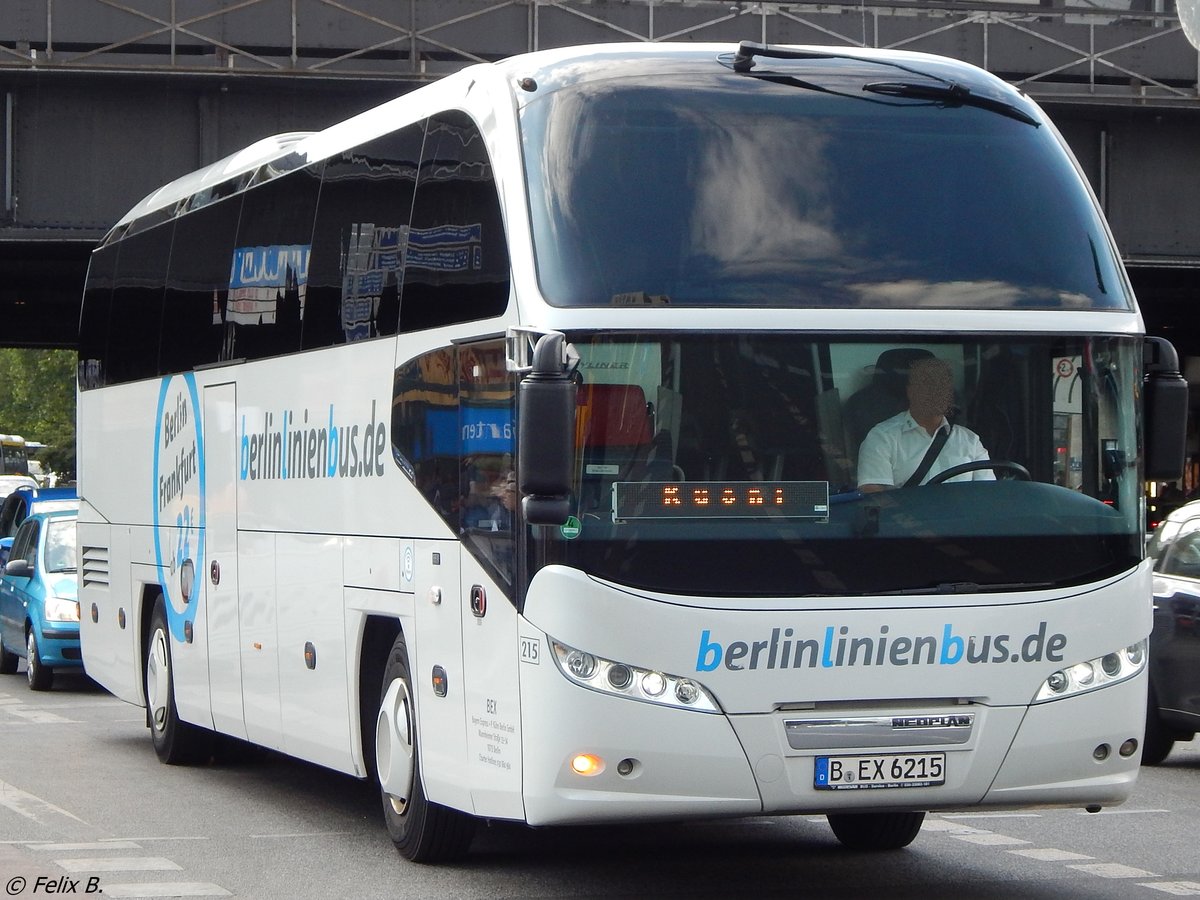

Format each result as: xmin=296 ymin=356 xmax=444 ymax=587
xmin=518 ymin=565 xmax=1149 ymax=823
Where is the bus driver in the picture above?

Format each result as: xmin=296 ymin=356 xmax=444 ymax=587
xmin=857 ymin=356 xmax=994 ymax=492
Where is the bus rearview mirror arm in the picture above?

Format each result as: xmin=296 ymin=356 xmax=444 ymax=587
xmin=518 ymin=332 xmax=578 ymax=526
xmin=1143 ymin=335 xmax=1189 ymax=481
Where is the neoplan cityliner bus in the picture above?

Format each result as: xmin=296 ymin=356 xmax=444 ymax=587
xmin=77 ymin=41 xmax=1188 ymax=862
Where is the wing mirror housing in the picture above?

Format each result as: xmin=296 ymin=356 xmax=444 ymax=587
xmin=518 ymin=332 xmax=577 ymax=526
xmin=1144 ymin=336 xmax=1189 ymax=481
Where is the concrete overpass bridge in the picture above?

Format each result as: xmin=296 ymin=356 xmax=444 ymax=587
xmin=2 ymin=0 xmax=1200 ymax=353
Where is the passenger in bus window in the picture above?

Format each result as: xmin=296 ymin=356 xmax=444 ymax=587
xmin=857 ymin=356 xmax=994 ymax=492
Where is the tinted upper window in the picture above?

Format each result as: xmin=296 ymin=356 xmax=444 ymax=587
xmin=401 ymin=111 xmax=510 ymax=331
xmin=521 ymin=64 xmax=1130 ymax=311
xmin=305 ymin=125 xmax=425 ymax=349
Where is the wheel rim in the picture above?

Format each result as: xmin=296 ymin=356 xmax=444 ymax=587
xmin=146 ymin=626 xmax=170 ymax=734
xmin=376 ymin=675 xmax=415 ymax=815
xmin=26 ymin=632 xmax=37 ymax=685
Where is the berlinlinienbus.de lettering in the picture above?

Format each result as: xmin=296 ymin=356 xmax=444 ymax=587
xmin=239 ymin=401 xmax=387 ymax=481
xmin=695 ymin=622 xmax=1068 ymax=672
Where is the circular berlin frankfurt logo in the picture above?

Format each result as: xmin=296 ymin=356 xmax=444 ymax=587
xmin=152 ymin=373 xmax=206 ymax=642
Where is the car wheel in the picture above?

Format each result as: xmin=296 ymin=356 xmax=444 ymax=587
xmin=827 ymin=811 xmax=926 ymax=851
xmin=1142 ymin=686 xmax=1176 ymax=766
xmin=145 ymin=596 xmax=212 ymax=765
xmin=377 ymin=632 xmax=475 ymax=863
xmin=0 ymin=637 xmax=17 ymax=675
xmin=26 ymin=630 xmax=53 ymax=691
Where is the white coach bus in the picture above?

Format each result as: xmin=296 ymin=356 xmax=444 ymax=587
xmin=78 ymin=41 xmax=1188 ymax=862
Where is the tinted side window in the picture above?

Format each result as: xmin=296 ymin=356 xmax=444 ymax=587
xmin=162 ymin=196 xmax=243 ymax=375
xmin=78 ymin=243 xmax=118 ymax=390
xmin=401 ymin=111 xmax=510 ymax=332
xmin=224 ymin=166 xmax=321 ymax=362
xmin=11 ymin=519 xmax=37 ymax=564
xmin=392 ymin=346 xmax=460 ymax=525
xmin=306 ymin=124 xmax=425 ymax=349
xmin=108 ymin=222 xmax=174 ymax=385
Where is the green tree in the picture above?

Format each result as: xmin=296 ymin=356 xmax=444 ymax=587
xmin=0 ymin=348 xmax=77 ymax=480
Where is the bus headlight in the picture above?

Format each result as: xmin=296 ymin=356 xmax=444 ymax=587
xmin=550 ymin=639 xmax=721 ymax=713
xmin=1032 ymin=640 xmax=1147 ymax=703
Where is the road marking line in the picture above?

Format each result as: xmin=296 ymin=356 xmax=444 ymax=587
xmin=101 ymin=883 xmax=231 ymax=898
xmin=950 ymin=833 xmax=1031 ymax=846
xmin=249 ymin=831 xmax=353 ymax=839
xmin=56 ymin=857 xmax=183 ymax=873
xmin=1075 ymin=808 xmax=1170 ymax=815
xmin=1008 ymin=848 xmax=1094 ymax=861
xmin=0 ymin=779 xmax=88 ymax=825
xmin=6 ymin=709 xmax=77 ymax=724
xmin=921 ymin=819 xmax=989 ymax=834
xmin=1140 ymin=883 xmax=1200 ymax=896
xmin=940 ymin=813 xmax=1042 ymax=819
xmin=26 ymin=841 xmax=143 ymax=851
xmin=1067 ymin=863 xmax=1158 ymax=879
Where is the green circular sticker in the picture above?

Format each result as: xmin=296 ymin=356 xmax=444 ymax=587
xmin=560 ymin=516 xmax=582 ymax=540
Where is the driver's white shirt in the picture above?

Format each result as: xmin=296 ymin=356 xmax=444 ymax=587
xmin=856 ymin=412 xmax=994 ymax=488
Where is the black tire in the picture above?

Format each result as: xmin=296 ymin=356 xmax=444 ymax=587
xmin=376 ymin=632 xmax=475 ymax=863
xmin=827 ymin=811 xmax=926 ymax=851
xmin=0 ymin=636 xmax=17 ymax=674
xmin=145 ymin=597 xmax=212 ymax=765
xmin=1142 ymin=687 xmax=1176 ymax=766
xmin=26 ymin=630 xmax=53 ymax=691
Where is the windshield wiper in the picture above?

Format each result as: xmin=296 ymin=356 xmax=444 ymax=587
xmin=727 ymin=41 xmax=1039 ymax=128
xmin=880 ymin=581 xmax=1054 ymax=596
xmin=863 ymin=81 xmax=1039 ymax=127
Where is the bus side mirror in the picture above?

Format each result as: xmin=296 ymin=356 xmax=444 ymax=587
xmin=518 ymin=333 xmax=577 ymax=526
xmin=1144 ymin=336 xmax=1189 ymax=481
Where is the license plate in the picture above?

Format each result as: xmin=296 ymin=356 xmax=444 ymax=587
xmin=814 ymin=752 xmax=945 ymax=790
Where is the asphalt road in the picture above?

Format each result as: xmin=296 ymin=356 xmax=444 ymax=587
xmin=1 ymin=670 xmax=1199 ymax=899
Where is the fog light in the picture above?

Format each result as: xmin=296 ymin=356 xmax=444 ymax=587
xmin=616 ymin=758 xmax=635 ymax=776
xmin=1093 ymin=743 xmax=1110 ymax=761
xmin=1119 ymin=738 xmax=1139 ymax=757
xmin=1071 ymin=662 xmax=1095 ymax=686
xmin=641 ymin=671 xmax=666 ymax=696
xmin=566 ymin=650 xmax=597 ymax=679
xmin=571 ymin=753 xmax=604 ymax=776
xmin=675 ymin=679 xmax=701 ymax=705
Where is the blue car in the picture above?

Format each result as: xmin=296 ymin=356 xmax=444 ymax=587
xmin=0 ymin=509 xmax=80 ymax=690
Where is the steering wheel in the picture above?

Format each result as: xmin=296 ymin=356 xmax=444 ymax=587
xmin=925 ymin=460 xmax=1031 ymax=485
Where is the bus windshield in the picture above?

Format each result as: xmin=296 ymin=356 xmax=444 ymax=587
xmin=532 ymin=333 xmax=1142 ymax=597
xmin=521 ymin=65 xmax=1129 ymax=311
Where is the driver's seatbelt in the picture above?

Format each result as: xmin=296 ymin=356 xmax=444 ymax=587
xmin=904 ymin=424 xmax=952 ymax=488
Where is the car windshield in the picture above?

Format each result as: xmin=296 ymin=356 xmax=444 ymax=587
xmin=529 ymin=332 xmax=1142 ymax=598
xmin=44 ymin=518 xmax=77 ymax=573
xmin=521 ymin=63 xmax=1129 ymax=310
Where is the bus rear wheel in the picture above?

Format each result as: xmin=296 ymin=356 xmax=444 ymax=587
xmin=376 ymin=633 xmax=474 ymax=863
xmin=826 ymin=811 xmax=925 ymax=851
xmin=145 ymin=597 xmax=212 ymax=765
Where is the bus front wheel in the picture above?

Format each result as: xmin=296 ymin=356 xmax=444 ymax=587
xmin=145 ymin=597 xmax=212 ymax=765
xmin=376 ymin=633 xmax=475 ymax=863
xmin=827 ymin=810 xmax=926 ymax=851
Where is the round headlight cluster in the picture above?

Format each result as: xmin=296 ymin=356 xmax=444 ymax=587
xmin=549 ymin=639 xmax=720 ymax=713
xmin=1034 ymin=641 xmax=1147 ymax=703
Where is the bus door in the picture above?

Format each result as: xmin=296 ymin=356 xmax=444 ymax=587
xmin=411 ymin=539 xmax=472 ymax=812
xmin=203 ymin=383 xmax=247 ymax=739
